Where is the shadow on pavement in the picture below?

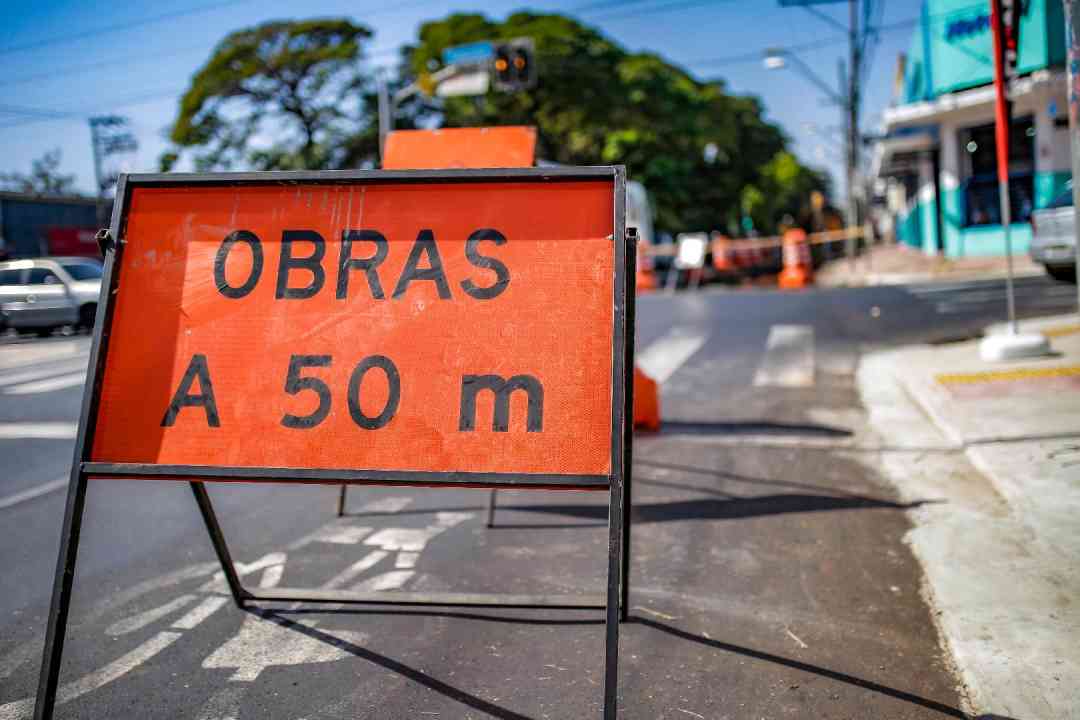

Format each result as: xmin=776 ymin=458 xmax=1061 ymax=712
xmin=636 ymin=459 xmax=914 ymax=500
xmin=657 ymin=419 xmax=854 ymax=438
xmin=259 ymin=607 xmax=971 ymax=719
xmin=254 ymin=609 xmax=538 ymax=720
xmin=632 ymin=616 xmax=968 ymax=718
xmin=490 ymin=493 xmax=929 ymax=530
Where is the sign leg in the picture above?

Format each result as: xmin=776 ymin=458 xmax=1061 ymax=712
xmin=33 ymin=470 xmax=90 ymax=720
xmin=337 ymin=484 xmax=348 ymax=517
xmin=485 ymin=489 xmax=498 ymax=528
xmin=620 ymin=230 xmax=637 ymax=622
xmin=190 ymin=482 xmax=247 ymax=608
xmin=602 ymin=485 xmax=623 ymax=719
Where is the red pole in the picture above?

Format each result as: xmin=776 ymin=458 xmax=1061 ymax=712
xmin=990 ymin=0 xmax=1019 ymax=332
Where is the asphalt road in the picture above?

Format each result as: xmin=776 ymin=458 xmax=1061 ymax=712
xmin=0 ymin=275 xmax=1073 ymax=719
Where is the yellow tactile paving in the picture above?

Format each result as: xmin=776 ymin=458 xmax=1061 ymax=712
xmin=1040 ymin=323 xmax=1080 ymax=339
xmin=936 ymin=365 xmax=1080 ymax=385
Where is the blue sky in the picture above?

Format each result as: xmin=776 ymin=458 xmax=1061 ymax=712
xmin=0 ymin=0 xmax=923 ymax=201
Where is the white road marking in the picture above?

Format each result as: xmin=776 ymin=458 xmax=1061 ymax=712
xmin=0 ymin=477 xmax=67 ymax=511
xmin=353 ymin=570 xmax=414 ymax=592
xmin=106 ymin=595 xmax=197 ymax=636
xmin=193 ymin=685 xmax=246 ymax=720
xmin=310 ymin=525 xmax=374 ymax=545
xmin=753 ymin=325 xmax=815 ymax=387
xmin=0 ymin=631 xmax=182 ymax=720
xmin=323 ymin=551 xmax=390 ymax=590
xmin=3 ymin=371 xmax=86 ymax=395
xmin=364 ymin=528 xmax=436 ymax=553
xmin=361 ymin=496 xmax=413 ymax=513
xmin=396 ymin=552 xmax=419 ymax=569
xmin=200 ymin=562 xmax=367 ymax=683
xmin=172 ymin=596 xmax=230 ymax=631
xmin=0 ymin=341 xmax=87 ymax=371
xmin=636 ymin=327 xmax=707 ymax=384
xmin=0 ymin=422 xmax=77 ymax=439
xmin=0 ymin=358 xmax=88 ymax=388
xmin=200 ymin=552 xmax=286 ymax=592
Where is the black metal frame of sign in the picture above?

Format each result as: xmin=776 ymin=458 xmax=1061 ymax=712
xmin=32 ymin=166 xmax=635 ymax=720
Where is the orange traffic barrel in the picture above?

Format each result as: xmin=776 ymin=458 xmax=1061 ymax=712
xmin=636 ymin=237 xmax=658 ymax=293
xmin=633 ymin=366 xmax=661 ymax=431
xmin=710 ymin=232 xmax=735 ymax=273
xmin=777 ymin=228 xmax=813 ymax=290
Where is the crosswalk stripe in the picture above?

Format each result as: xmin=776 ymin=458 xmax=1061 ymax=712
xmin=636 ymin=327 xmax=707 ymax=384
xmin=754 ymin=324 xmax=814 ymax=387
xmin=3 ymin=371 xmax=86 ymax=395
xmin=0 ymin=477 xmax=68 ymax=511
xmin=0 ymin=422 xmax=78 ymax=439
xmin=0 ymin=357 xmax=89 ymax=388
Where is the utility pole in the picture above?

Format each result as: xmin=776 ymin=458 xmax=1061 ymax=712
xmin=846 ymin=0 xmax=861 ymax=272
xmin=1064 ymin=0 xmax=1080 ymax=314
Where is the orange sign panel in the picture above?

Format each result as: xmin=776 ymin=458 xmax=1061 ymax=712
xmin=382 ymin=127 xmax=537 ymax=170
xmin=88 ymin=171 xmax=622 ymax=483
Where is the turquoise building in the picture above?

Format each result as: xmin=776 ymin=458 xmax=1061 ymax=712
xmin=873 ymin=0 xmax=1070 ymax=257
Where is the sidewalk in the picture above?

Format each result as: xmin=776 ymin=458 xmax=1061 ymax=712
xmin=819 ymin=243 xmax=1045 ymax=287
xmin=858 ymin=315 xmax=1080 ymax=718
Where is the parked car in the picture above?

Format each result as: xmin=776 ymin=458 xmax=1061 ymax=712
xmin=0 ymin=257 xmax=103 ymax=336
xmin=1030 ymin=181 xmax=1077 ymax=283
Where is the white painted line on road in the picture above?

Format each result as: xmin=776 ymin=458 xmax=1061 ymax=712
xmin=106 ymin=595 xmax=197 ymax=637
xmin=753 ymin=325 xmax=814 ymax=388
xmin=0 ymin=358 xmax=88 ymax=387
xmin=396 ymin=551 xmax=419 ymax=569
xmin=362 ymin=496 xmax=413 ymax=513
xmin=636 ymin=327 xmax=707 ymax=384
xmin=171 ymin=596 xmax=230 ymax=631
xmin=0 ymin=422 xmax=77 ymax=439
xmin=3 ymin=371 xmax=86 ymax=395
xmin=324 ymin=550 xmax=390 ymax=590
xmin=0 ymin=631 xmax=182 ymax=720
xmin=353 ymin=569 xmax=414 ymax=592
xmin=0 ymin=477 xmax=67 ymax=511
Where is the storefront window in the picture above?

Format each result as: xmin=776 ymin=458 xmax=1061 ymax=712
xmin=958 ymin=117 xmax=1035 ymax=226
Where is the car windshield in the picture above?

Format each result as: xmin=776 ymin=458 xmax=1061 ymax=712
xmin=1048 ymin=181 xmax=1074 ymax=209
xmin=61 ymin=261 xmax=103 ymax=281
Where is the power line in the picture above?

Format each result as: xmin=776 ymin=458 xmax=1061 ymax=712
xmin=0 ymin=88 xmax=184 ymax=130
xmin=0 ymin=0 xmax=255 ymax=57
xmin=0 ymin=42 xmax=401 ymax=89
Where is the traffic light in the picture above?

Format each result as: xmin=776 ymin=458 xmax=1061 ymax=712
xmin=492 ymin=38 xmax=535 ymax=92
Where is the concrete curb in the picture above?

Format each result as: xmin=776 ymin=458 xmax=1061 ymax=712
xmin=817 ymin=267 xmax=1044 ymax=288
xmin=859 ymin=345 xmax=1080 ymax=718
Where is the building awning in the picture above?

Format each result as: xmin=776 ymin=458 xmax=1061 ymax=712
xmin=873 ymin=126 xmax=937 ymax=178
xmin=882 ymin=69 xmax=1062 ymax=129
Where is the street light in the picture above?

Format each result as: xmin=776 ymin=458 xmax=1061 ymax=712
xmin=764 ymin=47 xmax=859 ymax=271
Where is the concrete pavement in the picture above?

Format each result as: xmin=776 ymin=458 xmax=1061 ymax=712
xmin=6 ymin=281 xmax=1070 ymax=718
xmin=860 ymin=314 xmax=1080 ymax=718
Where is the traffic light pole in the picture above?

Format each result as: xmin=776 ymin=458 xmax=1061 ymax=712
xmin=846 ymin=0 xmax=861 ymax=273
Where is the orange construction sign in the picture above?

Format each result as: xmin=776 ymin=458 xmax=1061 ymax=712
xmin=85 ymin=168 xmax=629 ymax=487
xmin=382 ymin=127 xmax=537 ymax=170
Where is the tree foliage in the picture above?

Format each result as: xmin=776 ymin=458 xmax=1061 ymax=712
xmin=741 ymin=151 xmax=831 ymax=233
xmin=408 ymin=12 xmax=827 ymax=233
xmin=0 ymin=149 xmax=77 ymax=196
xmin=162 ymin=12 xmax=828 ymax=232
xmin=163 ymin=19 xmax=375 ymax=171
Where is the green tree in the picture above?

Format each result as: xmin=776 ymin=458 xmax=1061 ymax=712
xmin=0 ymin=149 xmax=77 ymax=195
xmin=740 ymin=151 xmax=830 ymax=233
xmin=407 ymin=11 xmax=823 ymax=233
xmin=162 ymin=19 xmax=376 ymax=171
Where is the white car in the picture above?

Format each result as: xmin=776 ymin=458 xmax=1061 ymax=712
xmin=1030 ymin=181 xmax=1077 ymax=283
xmin=0 ymin=256 xmax=103 ymax=336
